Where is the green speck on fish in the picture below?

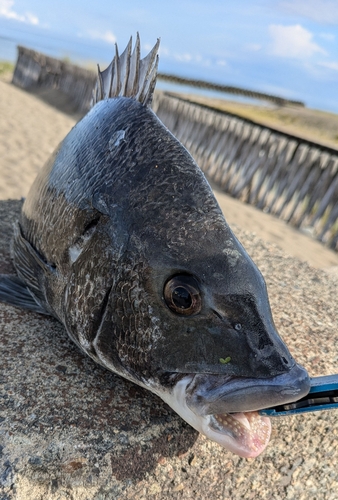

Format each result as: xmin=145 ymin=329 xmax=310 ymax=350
xmin=219 ymin=356 xmax=231 ymax=364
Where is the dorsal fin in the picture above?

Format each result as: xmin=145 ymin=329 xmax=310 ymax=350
xmin=91 ymin=33 xmax=160 ymax=108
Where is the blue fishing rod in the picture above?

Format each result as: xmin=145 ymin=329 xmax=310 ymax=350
xmin=259 ymin=375 xmax=338 ymax=416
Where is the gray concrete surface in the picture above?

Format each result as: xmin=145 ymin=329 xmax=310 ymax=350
xmin=1 ymin=200 xmax=338 ymax=500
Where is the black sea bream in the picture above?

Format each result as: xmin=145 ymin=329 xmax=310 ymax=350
xmin=0 ymin=35 xmax=310 ymax=457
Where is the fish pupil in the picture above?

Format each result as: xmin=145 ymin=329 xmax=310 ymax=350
xmin=163 ymin=274 xmax=202 ymax=315
xmin=173 ymin=287 xmax=192 ymax=309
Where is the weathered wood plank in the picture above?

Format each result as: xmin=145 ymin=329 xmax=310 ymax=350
xmin=154 ymin=93 xmax=338 ymax=251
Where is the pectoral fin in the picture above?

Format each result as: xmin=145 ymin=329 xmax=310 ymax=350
xmin=0 ymin=222 xmax=54 ymax=316
xmin=0 ymin=274 xmax=50 ymax=315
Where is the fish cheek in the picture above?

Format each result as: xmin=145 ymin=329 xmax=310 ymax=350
xmin=150 ymin=295 xmax=292 ymax=378
xmin=148 ymin=312 xmax=246 ymax=376
xmin=91 ymin=258 xmax=160 ymax=380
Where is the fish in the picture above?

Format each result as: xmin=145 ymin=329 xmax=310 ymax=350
xmin=0 ymin=34 xmax=310 ymax=458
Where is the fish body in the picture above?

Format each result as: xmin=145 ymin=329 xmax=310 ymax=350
xmin=0 ymin=35 xmax=310 ymax=457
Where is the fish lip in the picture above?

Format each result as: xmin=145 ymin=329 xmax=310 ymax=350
xmin=185 ymin=362 xmax=311 ymax=416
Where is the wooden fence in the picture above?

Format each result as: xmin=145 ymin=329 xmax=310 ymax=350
xmin=157 ymin=73 xmax=305 ymax=108
xmin=12 ymin=46 xmax=96 ymax=113
xmin=12 ymin=47 xmax=338 ymax=251
xmin=153 ymin=93 xmax=338 ymax=250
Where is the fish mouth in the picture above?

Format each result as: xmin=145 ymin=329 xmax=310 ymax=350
xmin=207 ymin=411 xmax=271 ymax=458
xmin=157 ymin=364 xmax=310 ymax=458
xmin=162 ymin=377 xmax=272 ymax=458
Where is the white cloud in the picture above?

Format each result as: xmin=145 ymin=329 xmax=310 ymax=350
xmin=246 ymin=43 xmax=262 ymax=52
xmin=0 ymin=0 xmax=38 ymax=25
xmin=147 ymin=44 xmax=208 ymax=66
xmin=172 ymin=52 xmax=211 ymax=67
xmin=319 ymin=61 xmax=338 ymax=71
xmin=320 ymin=33 xmax=335 ymax=41
xmin=159 ymin=46 xmax=169 ymax=57
xmin=268 ymin=24 xmax=326 ymax=59
xmin=153 ymin=44 xmax=213 ymax=68
xmin=174 ymin=52 xmax=193 ymax=62
xmin=88 ymin=30 xmax=117 ymax=45
xmin=280 ymin=0 xmax=338 ymax=24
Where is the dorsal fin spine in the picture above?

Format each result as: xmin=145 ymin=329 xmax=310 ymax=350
xmin=91 ymin=33 xmax=160 ymax=108
xmin=119 ymin=37 xmax=132 ymax=96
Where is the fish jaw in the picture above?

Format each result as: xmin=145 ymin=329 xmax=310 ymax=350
xmin=208 ymin=412 xmax=271 ymax=458
xmin=156 ymin=376 xmax=271 ymax=458
xmin=155 ymin=364 xmax=310 ymax=458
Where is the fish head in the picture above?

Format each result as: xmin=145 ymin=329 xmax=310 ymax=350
xmin=132 ymin=213 xmax=310 ymax=457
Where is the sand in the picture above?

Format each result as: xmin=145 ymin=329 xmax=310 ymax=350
xmin=0 ymin=80 xmax=76 ymax=200
xmin=0 ymin=78 xmax=338 ymax=273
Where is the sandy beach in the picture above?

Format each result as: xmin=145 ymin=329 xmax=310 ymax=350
xmin=0 ymin=77 xmax=338 ymax=273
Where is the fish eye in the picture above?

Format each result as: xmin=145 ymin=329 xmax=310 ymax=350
xmin=164 ymin=275 xmax=202 ymax=316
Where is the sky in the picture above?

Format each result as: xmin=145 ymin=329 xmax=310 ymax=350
xmin=0 ymin=0 xmax=338 ymax=112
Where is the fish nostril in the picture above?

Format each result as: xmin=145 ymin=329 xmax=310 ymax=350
xmin=282 ymin=356 xmax=289 ymax=365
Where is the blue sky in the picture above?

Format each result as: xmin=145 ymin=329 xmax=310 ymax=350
xmin=1 ymin=0 xmax=338 ymax=112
